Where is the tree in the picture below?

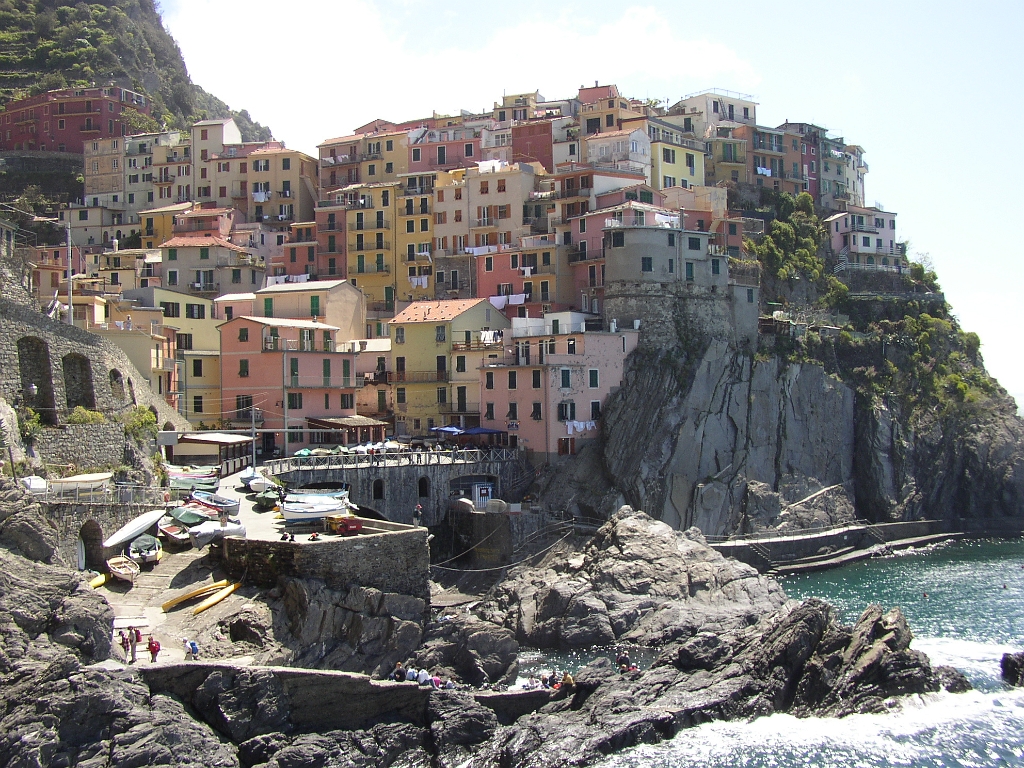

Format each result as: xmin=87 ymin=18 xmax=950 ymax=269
xmin=121 ymin=107 xmax=161 ymax=135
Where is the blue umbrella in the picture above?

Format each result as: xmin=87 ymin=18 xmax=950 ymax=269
xmin=430 ymin=425 xmax=464 ymax=434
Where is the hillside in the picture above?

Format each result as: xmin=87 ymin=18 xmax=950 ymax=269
xmin=0 ymin=0 xmax=270 ymax=141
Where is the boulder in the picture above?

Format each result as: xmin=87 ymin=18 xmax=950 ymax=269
xmin=1001 ymin=651 xmax=1024 ymax=686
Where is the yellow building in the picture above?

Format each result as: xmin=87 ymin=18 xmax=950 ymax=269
xmin=340 ymin=181 xmax=401 ymax=307
xmin=623 ymin=116 xmax=707 ymax=191
xmin=704 ymin=127 xmax=748 ymax=186
xmin=395 ymin=179 xmax=435 ymax=303
xmin=138 ymin=201 xmax=192 ymax=250
xmin=122 ymin=286 xmax=222 ymax=426
xmin=318 ymin=129 xmax=412 ymax=194
xmin=389 ymin=298 xmax=510 ymax=436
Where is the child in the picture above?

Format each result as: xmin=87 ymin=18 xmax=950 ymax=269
xmin=147 ymin=635 xmax=160 ymax=663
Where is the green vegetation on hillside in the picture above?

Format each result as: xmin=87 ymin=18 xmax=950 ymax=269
xmin=0 ymin=0 xmax=271 ymax=140
xmin=744 ymin=191 xmax=827 ymax=281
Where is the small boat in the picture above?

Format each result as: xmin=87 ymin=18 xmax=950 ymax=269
xmin=166 ymin=464 xmax=219 ymax=478
xmin=49 ymin=471 xmax=113 ymax=494
xmin=188 ymin=520 xmax=246 ymax=548
xmin=19 ymin=475 xmax=48 ymax=495
xmin=169 ymin=475 xmax=219 ymax=491
xmin=168 ymin=503 xmax=218 ymax=526
xmin=248 ymin=473 xmax=277 ymax=493
xmin=129 ymin=533 xmax=162 ymax=564
xmin=106 ymin=554 xmax=141 ymax=584
xmin=254 ymin=489 xmax=283 ymax=510
xmin=190 ymin=489 xmax=240 ymax=515
xmin=161 ymin=579 xmax=231 ymax=612
xmin=157 ymin=515 xmax=191 ymax=546
xmin=103 ymin=508 xmax=166 ymax=549
xmin=280 ymin=496 xmax=353 ymax=523
xmin=193 ymin=582 xmax=240 ymax=615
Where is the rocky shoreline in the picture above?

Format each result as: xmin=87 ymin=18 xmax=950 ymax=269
xmin=0 ymin=483 xmax=975 ymax=768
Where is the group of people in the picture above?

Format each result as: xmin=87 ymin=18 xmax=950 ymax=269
xmin=522 ymin=671 xmax=575 ymax=690
xmin=117 ymin=627 xmax=161 ymax=664
xmin=390 ymin=661 xmax=456 ymax=689
xmin=616 ymin=650 xmax=639 ymax=674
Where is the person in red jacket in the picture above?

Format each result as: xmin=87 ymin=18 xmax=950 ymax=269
xmin=147 ymin=635 xmax=161 ymax=663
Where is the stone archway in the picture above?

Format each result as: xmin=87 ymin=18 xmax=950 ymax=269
xmin=62 ymin=353 xmax=96 ymax=410
xmin=78 ymin=520 xmax=103 ymax=571
xmin=372 ymin=479 xmax=385 ymax=500
xmin=17 ymin=336 xmax=57 ymax=425
xmin=418 ymin=477 xmax=430 ymax=498
xmin=109 ymin=369 xmax=126 ymax=402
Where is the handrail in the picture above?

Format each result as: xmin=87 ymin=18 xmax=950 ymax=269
xmin=264 ymin=447 xmax=520 ymax=475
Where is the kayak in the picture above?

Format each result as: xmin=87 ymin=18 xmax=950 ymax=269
xmin=103 ymin=509 xmax=166 ymax=549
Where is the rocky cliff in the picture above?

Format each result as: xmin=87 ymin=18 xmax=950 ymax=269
xmin=563 ymin=296 xmax=1024 ymax=537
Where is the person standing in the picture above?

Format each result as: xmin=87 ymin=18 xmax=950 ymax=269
xmin=118 ymin=630 xmax=130 ymax=663
xmin=147 ymin=635 xmax=160 ymax=663
xmin=183 ymin=637 xmax=193 ymax=660
xmin=127 ymin=626 xmax=138 ymax=664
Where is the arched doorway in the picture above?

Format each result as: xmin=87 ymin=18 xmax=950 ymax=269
xmin=418 ymin=477 xmax=430 ymax=497
xmin=62 ymin=353 xmax=96 ymax=410
xmin=78 ymin=520 xmax=103 ymax=571
xmin=109 ymin=369 xmax=126 ymax=402
xmin=17 ymin=336 xmax=57 ymax=425
xmin=372 ymin=479 xmax=385 ymax=500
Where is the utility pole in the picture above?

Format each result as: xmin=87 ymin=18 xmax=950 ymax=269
xmin=65 ymin=221 xmax=73 ymax=325
xmin=250 ymin=399 xmax=256 ymax=468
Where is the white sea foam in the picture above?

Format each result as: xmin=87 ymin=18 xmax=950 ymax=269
xmin=912 ymin=635 xmax=1023 ymax=684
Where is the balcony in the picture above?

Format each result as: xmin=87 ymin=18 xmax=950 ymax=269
xmin=438 ymin=401 xmax=481 ymax=414
xmin=568 ymin=247 xmax=604 ymax=263
xmin=717 ymin=154 xmax=746 ymax=165
xmin=451 ymin=339 xmax=503 ymax=351
xmin=353 ymin=263 xmax=391 ymax=275
xmin=287 ymin=374 xmax=363 ymax=389
xmin=400 ymin=185 xmax=433 ymax=197
xmin=321 ymin=155 xmax=357 ymax=167
xmin=346 ymin=199 xmax=374 ymax=210
xmin=278 ymin=190 xmax=293 ymax=198
xmin=189 ymin=282 xmax=218 ymax=294
xmin=555 ymin=186 xmax=592 ymax=199
xmin=229 ymin=408 xmax=264 ymax=426
xmin=352 ymin=219 xmax=390 ymax=230
xmin=604 ymin=215 xmax=680 ymax=229
xmin=471 ymin=217 xmax=497 ymax=228
xmin=388 ymin=370 xmax=449 ymax=383
xmin=352 ymin=240 xmax=389 ymax=252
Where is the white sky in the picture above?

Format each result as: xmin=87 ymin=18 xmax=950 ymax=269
xmin=161 ymin=0 xmax=1024 ymax=410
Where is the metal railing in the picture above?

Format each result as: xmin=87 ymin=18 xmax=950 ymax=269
xmin=264 ymin=447 xmax=519 ymax=475
xmin=388 ymin=370 xmax=449 ymax=383
xmin=37 ymin=484 xmax=190 ymax=506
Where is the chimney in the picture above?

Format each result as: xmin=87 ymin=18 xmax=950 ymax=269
xmin=595 ymin=80 xmax=599 ymax=87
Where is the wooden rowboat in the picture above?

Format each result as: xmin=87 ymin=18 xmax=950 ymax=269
xmin=191 ymin=489 xmax=240 ymax=515
xmin=157 ymin=515 xmax=192 ymax=545
xmin=49 ymin=472 xmax=113 ymax=493
xmin=106 ymin=554 xmax=140 ymax=584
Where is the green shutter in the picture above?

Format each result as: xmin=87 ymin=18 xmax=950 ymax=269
xmin=200 ymin=247 xmax=209 ymax=260
xmin=310 ymin=295 xmax=320 ymax=317
xmin=264 ymin=298 xmax=273 ymax=317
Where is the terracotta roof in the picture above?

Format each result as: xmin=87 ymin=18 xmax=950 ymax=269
xmin=158 ymin=235 xmax=249 ymax=253
xmin=391 ymin=298 xmax=489 ymax=324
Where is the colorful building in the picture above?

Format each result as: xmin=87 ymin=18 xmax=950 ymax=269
xmin=0 ymin=85 xmax=150 ymax=154
xmin=388 ymin=298 xmax=510 ymax=436
xmin=480 ymin=312 xmax=639 ymax=460
xmin=622 ymin=115 xmax=705 ymax=190
xmin=826 ymin=206 xmax=902 ymax=267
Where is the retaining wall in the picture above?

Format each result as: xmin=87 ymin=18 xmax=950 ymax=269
xmin=33 ymin=422 xmax=125 ymax=469
xmin=222 ymin=520 xmax=431 ymax=600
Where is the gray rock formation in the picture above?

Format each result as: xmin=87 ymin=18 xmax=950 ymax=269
xmin=475 ymin=507 xmax=785 ymax=648
xmin=414 ymin=614 xmax=520 ymax=686
xmin=1001 ymin=651 xmax=1024 ymax=686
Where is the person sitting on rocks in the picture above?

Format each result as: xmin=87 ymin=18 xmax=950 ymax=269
xmin=431 ymin=673 xmax=442 ymax=689
xmin=539 ymin=674 xmax=551 ymax=689
xmin=524 ymin=674 xmax=540 ymax=689
xmin=616 ymin=651 xmax=631 ymax=668
xmin=391 ymin=661 xmax=405 ymax=681
xmin=443 ymin=678 xmax=456 ymax=689
xmin=561 ymin=671 xmax=575 ymax=689
xmin=405 ymin=666 xmax=418 ymax=682
xmin=417 ymin=667 xmax=431 ymax=686
xmin=308 ymin=532 xmax=320 ymax=541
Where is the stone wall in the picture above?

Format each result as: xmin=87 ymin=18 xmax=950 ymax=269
xmin=42 ymin=499 xmax=157 ymax=569
xmin=274 ymin=454 xmax=526 ymax=526
xmin=603 ymin=280 xmax=736 ymax=352
xmin=223 ymin=521 xmax=431 ymax=599
xmin=32 ymin=422 xmax=125 ymax=471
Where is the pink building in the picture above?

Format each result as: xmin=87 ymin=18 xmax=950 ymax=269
xmin=474 ymin=246 xmax=560 ymax=320
xmin=825 ymin=206 xmax=903 ymax=269
xmin=219 ymin=316 xmax=361 ymax=457
xmin=479 ymin=313 xmax=639 ymax=462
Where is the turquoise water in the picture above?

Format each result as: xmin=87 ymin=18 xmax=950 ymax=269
xmin=599 ymin=539 xmax=1024 ymax=767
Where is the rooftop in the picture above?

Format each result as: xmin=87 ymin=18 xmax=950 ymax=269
xmin=391 ymin=298 xmax=490 ymax=324
xmin=159 ymin=235 xmax=249 ymax=254
xmin=255 ymin=279 xmax=349 ymax=294
xmin=234 ymin=316 xmax=341 ymax=331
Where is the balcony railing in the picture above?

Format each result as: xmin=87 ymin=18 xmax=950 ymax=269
xmin=568 ymin=248 xmax=604 ymax=263
xmin=604 ymin=216 xmax=679 ymax=229
xmin=286 ymin=375 xmax=364 ymax=389
xmin=451 ymin=340 xmax=504 ymax=351
xmin=352 ymin=240 xmax=390 ymax=251
xmin=388 ymin=370 xmax=449 ymax=383
xmin=400 ymin=185 xmax=433 ymax=197
xmin=472 ymin=217 xmax=497 ymax=228
xmin=353 ymin=219 xmax=390 ymax=230
xmin=353 ymin=264 xmax=391 ymax=274
xmin=346 ymin=199 xmax=374 ymax=210
xmin=438 ymin=402 xmax=481 ymax=414
xmin=555 ymin=186 xmax=592 ymax=199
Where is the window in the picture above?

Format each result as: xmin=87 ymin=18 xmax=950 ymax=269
xmin=437 ymin=387 xmax=447 ymax=404
xmin=199 ymin=247 xmax=209 ymax=260
xmin=747 ymin=288 xmax=755 ymax=303
xmin=561 ymin=368 xmax=571 ymax=388
xmin=167 ymin=270 xmax=178 ymax=286
xmin=192 ymin=359 xmax=203 ymax=378
xmin=232 ymin=268 xmax=241 ymax=284
xmin=193 ymin=395 xmax=204 ymax=414
xmin=711 ymin=258 xmax=720 ymax=276
xmin=287 ymin=392 xmax=303 ymax=410
xmin=591 ymin=401 xmax=601 ymax=420
xmin=507 ymin=402 xmax=518 ymax=420
xmin=567 ymin=338 xmax=576 ymax=354
xmin=395 ymin=327 xmax=405 ymax=344
xmin=589 ymin=369 xmax=599 ymax=388
xmin=641 ymin=257 xmax=653 ymax=272
xmin=663 ymin=176 xmax=676 ymax=188
xmin=78 ymin=209 xmax=89 ymax=221
xmin=557 ymin=401 xmax=576 ymax=421
xmin=456 ymin=355 xmax=466 ymax=373
xmin=533 ymin=369 xmax=541 ymax=389
xmin=435 ymin=325 xmax=446 ymax=343
xmin=238 ymin=327 xmax=249 ymax=342
xmin=412 ymin=147 xmax=421 ymax=162
xmin=611 ymin=231 xmax=625 ymax=247
xmin=688 ymin=237 xmax=701 ymax=251
xmin=605 ymin=114 xmax=614 ymax=127
xmin=160 ymin=301 xmax=180 ymax=318
xmin=239 ymin=359 xmax=250 ymax=377
xmin=508 ymin=370 xmax=517 ymax=389
xmin=663 ymin=147 xmax=676 ymax=163
xmin=185 ymin=304 xmax=205 ymax=319
xmin=396 ymin=387 xmax=406 ymax=404
xmin=531 ymin=402 xmax=542 ymax=420
xmin=685 ymin=262 xmax=694 ymax=281
xmin=484 ymin=402 xmax=494 ymax=420
xmin=484 ymin=256 xmax=493 ymax=271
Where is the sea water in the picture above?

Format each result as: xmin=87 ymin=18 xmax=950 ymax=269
xmin=598 ymin=539 xmax=1024 ymax=768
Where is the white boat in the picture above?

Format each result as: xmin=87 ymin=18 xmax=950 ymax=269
xmin=241 ymin=467 xmax=276 ymax=493
xmin=157 ymin=515 xmax=191 ymax=545
xmin=191 ymin=489 xmax=241 ymax=515
xmin=19 ymin=475 xmax=47 ymax=495
xmin=103 ymin=508 xmax=166 ymax=549
xmin=189 ymin=520 xmax=246 ymax=548
xmin=129 ymin=533 xmax=162 ymax=564
xmin=49 ymin=472 xmax=113 ymax=493
xmin=280 ymin=494 xmax=356 ymax=522
xmin=106 ymin=554 xmax=141 ymax=584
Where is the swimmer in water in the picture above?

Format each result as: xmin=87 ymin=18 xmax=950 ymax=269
xmin=923 ymin=592 xmax=928 ymax=598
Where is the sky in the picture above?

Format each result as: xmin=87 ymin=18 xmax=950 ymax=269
xmin=160 ymin=0 xmax=1024 ymax=408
